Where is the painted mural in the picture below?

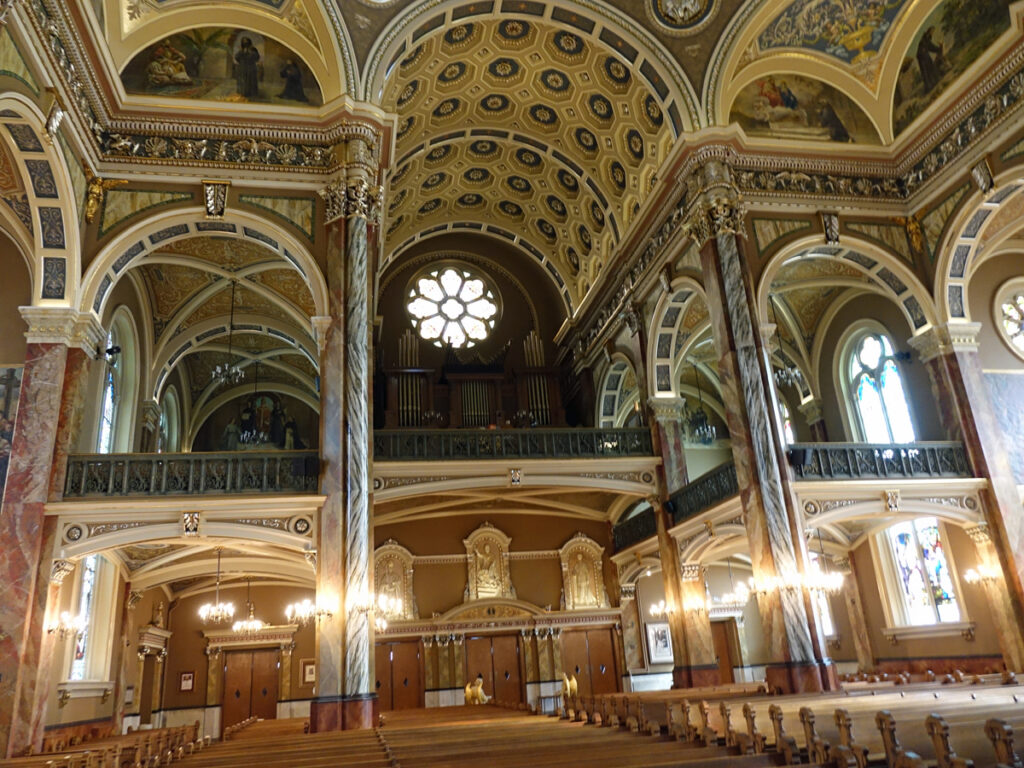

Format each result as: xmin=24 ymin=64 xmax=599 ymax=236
xmin=120 ymin=29 xmax=322 ymax=106
xmin=757 ymin=0 xmax=911 ymax=64
xmin=893 ymin=0 xmax=1013 ymax=135
xmin=729 ymin=75 xmax=881 ymax=144
xmin=0 ymin=366 xmax=22 ymax=506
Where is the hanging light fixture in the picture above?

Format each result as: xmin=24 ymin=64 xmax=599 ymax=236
xmin=768 ymin=296 xmax=804 ymax=389
xmin=199 ymin=549 xmax=235 ymax=625
xmin=687 ymin=366 xmax=716 ymax=445
xmin=211 ymin=280 xmax=244 ymax=386
xmin=285 ymin=597 xmax=333 ymax=627
xmin=716 ymin=560 xmax=751 ymax=610
xmin=810 ymin=529 xmax=845 ymax=595
xmin=233 ymin=579 xmax=265 ymax=636
xmin=238 ymin=360 xmax=269 ymax=446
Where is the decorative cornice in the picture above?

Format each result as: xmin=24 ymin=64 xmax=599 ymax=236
xmin=797 ymin=398 xmax=824 ymax=426
xmin=908 ymin=323 xmax=983 ymax=362
xmin=19 ymin=306 xmax=105 ymax=352
xmin=647 ymin=396 xmax=687 ymax=424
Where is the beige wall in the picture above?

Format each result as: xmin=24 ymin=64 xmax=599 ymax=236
xmin=968 ymin=251 xmax=1024 ymax=371
xmin=0 ymin=235 xmax=31 ymax=363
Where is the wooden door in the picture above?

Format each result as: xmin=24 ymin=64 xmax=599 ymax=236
xmin=560 ymin=630 xmax=593 ymax=698
xmin=391 ymin=642 xmax=423 ymax=710
xmin=465 ymin=637 xmax=494 ymax=698
xmin=375 ymin=644 xmax=393 ymax=711
xmin=250 ymin=649 xmax=279 ymax=721
xmin=711 ymin=621 xmax=735 ymax=683
xmin=586 ymin=629 xmax=618 ymax=695
xmin=222 ymin=651 xmax=254 ymax=731
xmin=490 ymin=635 xmax=523 ymax=706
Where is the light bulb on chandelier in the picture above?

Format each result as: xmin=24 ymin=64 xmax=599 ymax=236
xmin=198 ymin=548 xmax=235 ymax=625
xmin=232 ymin=580 xmax=264 ymax=636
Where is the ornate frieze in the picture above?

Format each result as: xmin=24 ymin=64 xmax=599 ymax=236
xmin=558 ymin=533 xmax=609 ymax=611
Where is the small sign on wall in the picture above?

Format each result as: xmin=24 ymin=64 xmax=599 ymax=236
xmin=179 ymin=671 xmax=194 ymax=692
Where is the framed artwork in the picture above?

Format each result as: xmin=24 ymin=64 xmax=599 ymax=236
xmin=301 ymin=658 xmax=316 ymax=684
xmin=125 ymin=686 xmax=134 ymax=705
xmin=646 ymin=622 xmax=673 ymax=665
xmin=179 ymin=671 xmax=194 ymax=692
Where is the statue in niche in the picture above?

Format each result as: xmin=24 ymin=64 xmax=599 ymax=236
xmin=373 ymin=541 xmax=416 ymax=620
xmin=463 ymin=523 xmax=514 ymax=602
xmin=152 ymin=601 xmax=165 ymax=629
xmin=559 ymin=533 xmax=609 ymax=611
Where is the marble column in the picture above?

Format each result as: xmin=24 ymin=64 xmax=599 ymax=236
xmin=521 ymin=630 xmax=538 ymax=685
xmin=679 ymin=564 xmax=718 ymax=686
xmin=652 ymin=499 xmax=693 ymax=687
xmin=909 ymin=324 xmax=1024 ymax=671
xmin=689 ymin=162 xmax=829 ymax=694
xmin=619 ymin=586 xmax=644 ymax=671
xmin=536 ymin=631 xmax=553 ymax=683
xmin=648 ymin=397 xmax=689 ymax=495
xmin=437 ymin=637 xmax=452 ymax=692
xmin=111 ymin=586 xmax=140 ymax=733
xmin=834 ymin=555 xmax=874 ymax=673
xmin=798 ymin=399 xmax=828 ymax=442
xmin=0 ymin=309 xmax=98 ymax=757
xmin=204 ymin=648 xmax=220 ymax=707
xmin=965 ymin=524 xmax=1024 ymax=671
xmin=452 ymin=635 xmax=466 ymax=689
xmin=312 ymin=169 xmax=380 ymax=731
xmin=279 ymin=644 xmax=293 ymax=703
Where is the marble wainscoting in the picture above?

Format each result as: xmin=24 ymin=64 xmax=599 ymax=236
xmin=123 ymin=706 xmax=220 ymax=742
xmin=277 ymin=699 xmax=311 ymax=720
xmin=525 ymin=680 xmax=561 ymax=713
xmin=624 ymin=671 xmax=673 ymax=692
xmin=424 ymin=687 xmax=467 ymax=709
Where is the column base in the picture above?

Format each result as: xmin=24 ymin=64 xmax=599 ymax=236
xmin=764 ymin=661 xmax=837 ymax=694
xmin=671 ymin=664 xmax=720 ymax=689
xmin=309 ymin=694 xmax=379 ymax=732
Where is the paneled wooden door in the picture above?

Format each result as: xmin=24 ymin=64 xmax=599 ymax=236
xmin=375 ymin=641 xmax=424 ymax=711
xmin=560 ymin=628 xmax=620 ymax=698
xmin=711 ymin=620 xmax=736 ymax=683
xmin=221 ymin=649 xmax=279 ymax=734
xmin=464 ymin=634 xmax=524 ymax=707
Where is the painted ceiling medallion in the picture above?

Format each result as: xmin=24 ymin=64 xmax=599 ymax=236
xmin=648 ymin=0 xmax=718 ymax=35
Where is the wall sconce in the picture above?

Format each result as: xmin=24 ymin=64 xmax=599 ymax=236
xmin=47 ymin=612 xmax=86 ymax=639
xmin=648 ymin=600 xmax=673 ymax=618
xmin=963 ymin=565 xmax=999 ymax=584
xmin=682 ymin=597 xmax=707 ymax=617
xmin=57 ymin=689 xmax=71 ymax=708
xmin=285 ymin=598 xmax=334 ymax=627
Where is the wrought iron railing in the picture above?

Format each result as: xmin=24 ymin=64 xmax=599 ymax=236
xmin=612 ymin=508 xmax=657 ymax=552
xmin=63 ymin=451 xmax=320 ymax=497
xmin=669 ymin=462 xmax=739 ymax=525
xmin=372 ymin=428 xmax=654 ymax=461
xmin=788 ymin=442 xmax=971 ymax=480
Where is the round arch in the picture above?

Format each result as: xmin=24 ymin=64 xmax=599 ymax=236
xmin=79 ymin=207 xmax=328 ymax=325
xmin=646 ymin=275 xmax=706 ymax=399
xmin=595 ymin=352 xmax=641 ymax=428
xmin=0 ymin=92 xmax=81 ymax=307
xmin=185 ymin=381 xmax=320 ymax=451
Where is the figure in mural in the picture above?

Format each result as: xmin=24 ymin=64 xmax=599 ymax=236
xmin=475 ymin=543 xmax=501 ymax=597
xmin=278 ymin=59 xmax=309 ymax=103
xmin=270 ymin=404 xmax=285 ymax=447
xmin=147 ymin=39 xmax=192 ymax=87
xmin=220 ymin=417 xmax=240 ymax=451
xmin=234 ymin=37 xmax=261 ymax=99
xmin=915 ymin=28 xmax=946 ymax=93
xmin=817 ymin=102 xmax=852 ymax=142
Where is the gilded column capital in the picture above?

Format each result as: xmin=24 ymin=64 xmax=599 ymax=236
xmin=680 ymin=563 xmax=702 ymax=582
xmin=50 ymin=559 xmax=74 ymax=585
xmin=647 ymin=396 xmax=687 ymax=425
xmin=318 ymin=180 xmax=347 ymax=225
xmin=311 ymin=316 xmax=332 ymax=356
xmin=127 ymin=590 xmax=144 ymax=610
xmin=619 ymin=584 xmax=637 ymax=602
xmin=345 ymin=178 xmax=383 ymax=224
xmin=680 ymin=160 xmax=747 ymax=248
xmin=20 ymin=306 xmax=106 ymax=353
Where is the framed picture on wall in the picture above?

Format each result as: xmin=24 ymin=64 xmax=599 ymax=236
xmin=646 ymin=622 xmax=673 ymax=665
xmin=179 ymin=671 xmax=194 ymax=692
xmin=301 ymin=658 xmax=316 ymax=684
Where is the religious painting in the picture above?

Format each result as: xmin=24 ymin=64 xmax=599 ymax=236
xmin=730 ymin=75 xmax=881 ymax=144
xmin=0 ymin=366 xmax=22 ymax=506
xmin=120 ymin=28 xmax=323 ymax=106
xmin=757 ymin=0 xmax=911 ymax=64
xmin=893 ymin=0 xmax=1013 ymax=135
xmin=646 ymin=622 xmax=673 ymax=665
xmin=220 ymin=393 xmax=307 ymax=450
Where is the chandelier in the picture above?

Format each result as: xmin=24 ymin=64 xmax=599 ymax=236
xmin=715 ymin=561 xmax=751 ymax=609
xmin=233 ymin=580 xmax=265 ymax=636
xmin=349 ymin=589 xmax=404 ymax=633
xmin=773 ymin=364 xmax=804 ymax=389
xmin=686 ymin=367 xmax=716 ymax=445
xmin=211 ymin=280 xmax=244 ymax=386
xmin=47 ymin=611 xmax=87 ymax=639
xmin=285 ymin=598 xmax=333 ymax=627
xmin=238 ymin=362 xmax=269 ymax=446
xmin=199 ymin=549 xmax=235 ymax=625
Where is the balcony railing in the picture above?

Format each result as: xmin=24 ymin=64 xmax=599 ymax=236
xmin=788 ymin=442 xmax=971 ymax=480
xmin=612 ymin=508 xmax=657 ymax=552
xmin=669 ymin=462 xmax=739 ymax=525
xmin=373 ymin=428 xmax=653 ymax=461
xmin=63 ymin=451 xmax=320 ymax=498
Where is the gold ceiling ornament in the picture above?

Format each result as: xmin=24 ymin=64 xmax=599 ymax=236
xmin=84 ymin=172 xmax=128 ymax=224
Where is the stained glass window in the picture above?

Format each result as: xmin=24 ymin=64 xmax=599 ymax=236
xmin=406 ymin=266 xmax=499 ymax=348
xmin=69 ymin=555 xmax=98 ymax=681
xmin=1000 ymin=292 xmax=1024 ymax=354
xmin=97 ymin=330 xmax=120 ymax=454
xmin=885 ymin=517 xmax=960 ymax=626
xmin=849 ymin=332 xmax=915 ymax=443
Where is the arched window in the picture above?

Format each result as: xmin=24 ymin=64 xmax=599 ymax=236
xmin=881 ymin=517 xmax=960 ymax=626
xmin=67 ymin=554 xmax=116 ymax=683
xmin=846 ymin=331 xmax=915 ymax=443
xmin=96 ymin=309 xmax=139 ymax=453
xmin=779 ymin=400 xmax=795 ymax=445
xmin=159 ymin=387 xmax=180 ymax=453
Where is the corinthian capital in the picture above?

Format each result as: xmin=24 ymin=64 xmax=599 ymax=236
xmin=319 ymin=181 xmax=347 ymax=224
xmin=681 ymin=160 xmax=746 ymax=248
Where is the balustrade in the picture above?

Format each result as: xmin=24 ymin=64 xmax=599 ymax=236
xmin=373 ymin=427 xmax=653 ymax=461
xmin=788 ymin=442 xmax=971 ymax=480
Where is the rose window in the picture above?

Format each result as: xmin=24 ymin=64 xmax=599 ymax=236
xmin=1000 ymin=289 xmax=1024 ymax=356
xmin=406 ymin=266 xmax=499 ymax=348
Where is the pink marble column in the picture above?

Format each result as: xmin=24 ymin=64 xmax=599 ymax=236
xmin=0 ymin=341 xmax=92 ymax=757
xmin=691 ymin=162 xmax=831 ymax=693
xmin=679 ymin=564 xmax=718 ymax=686
xmin=910 ymin=325 xmax=1024 ymax=670
xmin=648 ymin=398 xmax=689 ymax=495
xmin=835 ymin=554 xmax=874 ymax=673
